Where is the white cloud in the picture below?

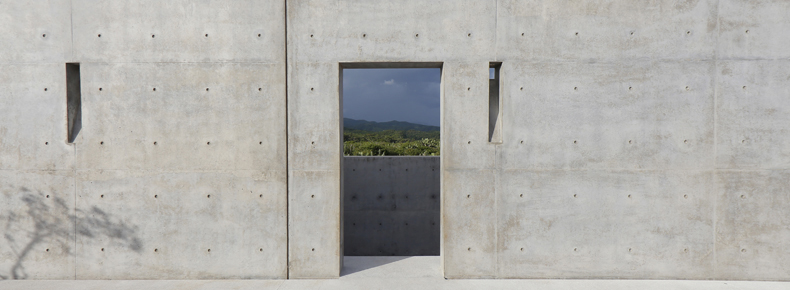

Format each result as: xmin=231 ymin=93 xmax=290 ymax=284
xmin=383 ymin=79 xmax=395 ymax=85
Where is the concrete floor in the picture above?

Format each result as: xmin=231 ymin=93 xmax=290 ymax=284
xmin=2 ymin=256 xmax=788 ymax=290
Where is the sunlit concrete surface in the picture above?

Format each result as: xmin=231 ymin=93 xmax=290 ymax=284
xmin=2 ymin=257 xmax=790 ymax=290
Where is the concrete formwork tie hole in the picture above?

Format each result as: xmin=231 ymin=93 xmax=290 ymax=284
xmin=98 ymin=34 xmax=101 ymax=37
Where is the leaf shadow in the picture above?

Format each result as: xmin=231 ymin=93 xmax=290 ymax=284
xmin=1 ymin=187 xmax=142 ymax=280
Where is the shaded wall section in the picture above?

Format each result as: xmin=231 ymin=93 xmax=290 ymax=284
xmin=344 ymin=157 xmax=440 ymax=256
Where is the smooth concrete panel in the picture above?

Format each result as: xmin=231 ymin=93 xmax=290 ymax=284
xmin=497 ymin=169 xmax=715 ymax=279
xmin=715 ymin=170 xmax=790 ymax=281
xmin=72 ymin=0 xmax=285 ymax=63
xmin=343 ymin=157 xmax=439 ymax=212
xmin=288 ymin=170 xmax=341 ymax=278
xmin=0 ymin=170 xmax=75 ymax=279
xmin=0 ymin=0 xmax=72 ymax=63
xmin=496 ymin=0 xmax=718 ymax=62
xmin=344 ymin=211 xmax=440 ymax=256
xmin=287 ymin=62 xmax=342 ymax=172
xmin=75 ymin=170 xmax=287 ymax=279
xmin=716 ymin=60 xmax=790 ymax=170
xmin=718 ymin=0 xmax=790 ymax=60
xmin=76 ymin=63 xmax=286 ymax=171
xmin=443 ymin=169 xmax=496 ymax=278
xmin=500 ymin=61 xmax=715 ymax=170
xmin=343 ymin=157 xmax=440 ymax=256
xmin=286 ymin=0 xmax=496 ymax=63
xmin=441 ymin=62 xmax=497 ymax=171
xmin=0 ymin=64 xmax=75 ymax=170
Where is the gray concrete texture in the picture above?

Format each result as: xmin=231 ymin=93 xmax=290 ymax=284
xmin=1 ymin=0 xmax=789 ymax=281
xmin=343 ymin=157 xmax=439 ymax=256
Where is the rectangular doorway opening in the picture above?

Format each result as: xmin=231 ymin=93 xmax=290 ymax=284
xmin=340 ymin=63 xmax=442 ymax=274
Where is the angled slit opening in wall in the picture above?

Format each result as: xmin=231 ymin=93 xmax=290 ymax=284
xmin=66 ymin=63 xmax=81 ymax=143
xmin=488 ymin=62 xmax=502 ymax=143
xmin=339 ymin=63 xmax=442 ymax=276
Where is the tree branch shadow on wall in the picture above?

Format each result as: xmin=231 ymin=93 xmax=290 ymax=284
xmin=0 ymin=187 xmax=142 ymax=280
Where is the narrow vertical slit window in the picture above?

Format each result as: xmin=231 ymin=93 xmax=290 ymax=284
xmin=488 ymin=62 xmax=502 ymax=143
xmin=66 ymin=63 xmax=81 ymax=143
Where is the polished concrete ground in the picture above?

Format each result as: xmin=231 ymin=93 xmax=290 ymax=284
xmin=2 ymin=256 xmax=789 ymax=290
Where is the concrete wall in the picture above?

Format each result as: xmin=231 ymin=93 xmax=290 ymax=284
xmin=2 ymin=0 xmax=790 ymax=281
xmin=343 ymin=157 xmax=439 ymax=256
xmin=1 ymin=0 xmax=287 ymax=279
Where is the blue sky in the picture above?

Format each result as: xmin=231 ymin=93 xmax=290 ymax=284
xmin=342 ymin=68 xmax=441 ymax=127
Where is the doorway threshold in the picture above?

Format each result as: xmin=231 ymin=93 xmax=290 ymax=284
xmin=341 ymin=256 xmax=441 ymax=279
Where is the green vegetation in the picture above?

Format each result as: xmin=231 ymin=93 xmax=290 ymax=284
xmin=343 ymin=128 xmax=440 ymax=156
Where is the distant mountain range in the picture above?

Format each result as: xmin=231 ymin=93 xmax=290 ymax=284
xmin=344 ymin=118 xmax=439 ymax=132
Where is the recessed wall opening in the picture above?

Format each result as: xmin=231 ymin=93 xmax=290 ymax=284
xmin=339 ymin=63 xmax=442 ymax=268
xmin=488 ymin=62 xmax=502 ymax=143
xmin=66 ymin=63 xmax=81 ymax=143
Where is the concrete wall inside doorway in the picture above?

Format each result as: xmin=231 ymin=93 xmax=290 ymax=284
xmin=343 ymin=157 xmax=440 ymax=256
